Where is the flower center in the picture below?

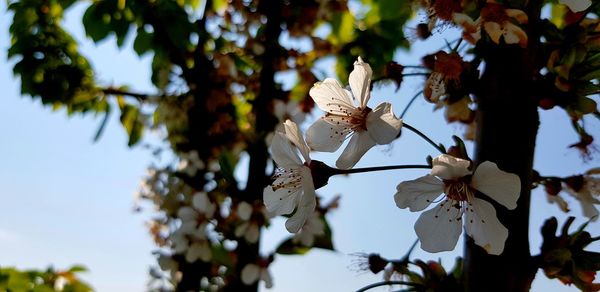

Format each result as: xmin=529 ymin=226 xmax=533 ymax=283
xmin=431 ymin=0 xmax=462 ymax=21
xmin=272 ymin=167 xmax=303 ymax=191
xmin=481 ymin=3 xmax=509 ymax=24
xmin=443 ymin=178 xmax=475 ymax=202
xmin=349 ymin=106 xmax=371 ymax=132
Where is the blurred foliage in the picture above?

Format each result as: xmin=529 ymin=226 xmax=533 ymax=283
xmin=540 ymin=217 xmax=600 ymax=291
xmin=0 ymin=266 xmax=92 ymax=292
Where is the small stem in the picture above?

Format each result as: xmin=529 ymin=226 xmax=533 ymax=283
xmin=356 ymin=281 xmax=423 ymax=292
xmin=400 ymin=90 xmax=423 ymax=119
xmin=101 ymin=88 xmax=153 ymax=101
xmin=403 ymin=65 xmax=425 ymax=69
xmin=337 ymin=164 xmax=430 ymax=175
xmin=402 ymin=73 xmax=429 ymax=77
xmin=402 ymin=122 xmax=446 ymax=154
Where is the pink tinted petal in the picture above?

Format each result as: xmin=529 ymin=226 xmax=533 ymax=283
xmin=465 ymin=198 xmax=509 ymax=255
xmin=335 ymin=132 xmax=377 ymax=169
xmin=415 ymin=199 xmax=463 ymax=253
xmin=366 ymin=102 xmax=402 ymax=145
xmin=306 ymin=118 xmax=349 ymax=152
xmin=471 ymin=161 xmax=520 ymax=210
xmin=349 ymin=57 xmax=373 ymax=107
xmin=394 ymin=175 xmax=444 ymax=212
xmin=431 ymin=154 xmax=471 ymax=180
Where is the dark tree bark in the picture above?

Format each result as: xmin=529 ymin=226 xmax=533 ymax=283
xmin=464 ymin=2 xmax=543 ymax=290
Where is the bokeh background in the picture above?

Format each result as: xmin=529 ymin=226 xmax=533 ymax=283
xmin=1 ymin=1 xmax=599 ymax=291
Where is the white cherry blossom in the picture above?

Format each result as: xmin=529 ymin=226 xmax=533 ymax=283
xmin=306 ymin=57 xmax=403 ymax=169
xmin=234 ymin=202 xmax=261 ymax=243
xmin=560 ymin=0 xmax=592 ymax=12
xmin=293 ymin=211 xmax=325 ymax=246
xmin=564 ymin=173 xmax=600 ymax=220
xmin=394 ymin=154 xmax=521 ymax=255
xmin=241 ymin=263 xmax=273 ymax=288
xmin=263 ymin=120 xmax=316 ymax=233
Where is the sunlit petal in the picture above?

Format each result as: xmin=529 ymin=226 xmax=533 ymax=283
xmin=285 ymin=168 xmax=317 ymax=233
xmin=431 ymin=154 xmax=471 ymax=180
xmin=559 ymin=0 xmax=592 ymax=12
xmin=271 ymin=132 xmax=302 ymax=167
xmin=483 ymin=21 xmax=503 ymax=44
xmin=395 ymin=175 xmax=444 ymax=211
xmin=310 ymin=78 xmax=356 ymax=114
xmin=505 ymin=9 xmax=528 ymax=24
xmin=283 ymin=120 xmax=311 ymax=163
xmin=349 ymin=56 xmax=373 ymax=107
xmin=366 ymin=102 xmax=402 ymax=145
xmin=306 ymin=118 xmax=349 ymax=152
xmin=415 ymin=200 xmax=463 ymax=253
xmin=336 ymin=132 xmax=377 ymax=169
xmin=471 ymin=161 xmax=520 ymax=210
xmin=503 ymin=23 xmax=528 ymax=48
xmin=263 ymin=185 xmax=301 ymax=215
xmin=465 ymin=198 xmax=508 ymax=255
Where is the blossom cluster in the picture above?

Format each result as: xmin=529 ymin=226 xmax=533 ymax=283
xmin=263 ymin=57 xmax=522 ymax=256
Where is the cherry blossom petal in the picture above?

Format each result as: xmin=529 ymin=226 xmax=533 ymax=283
xmin=336 ymin=132 xmax=377 ymax=169
xmin=263 ymin=185 xmax=301 ymax=215
xmin=366 ymin=102 xmax=403 ymax=145
xmin=186 ymin=242 xmax=212 ymax=262
xmin=283 ymin=120 xmax=311 ymax=163
xmin=580 ymin=200 xmax=599 ymax=220
xmin=394 ymin=175 xmax=444 ymax=212
xmin=241 ymin=264 xmax=260 ymax=285
xmin=178 ymin=206 xmax=198 ymax=221
xmin=560 ymin=0 xmax=592 ymax=12
xmin=192 ymin=192 xmax=209 ymax=211
xmin=306 ymin=118 xmax=349 ymax=152
xmin=261 ymin=268 xmax=274 ymax=288
xmin=285 ymin=167 xmax=316 ymax=233
xmin=415 ymin=200 xmax=463 ymax=253
xmin=349 ymin=56 xmax=373 ymax=107
xmin=483 ymin=21 xmax=503 ymax=44
xmin=271 ymin=132 xmax=302 ymax=167
xmin=465 ymin=198 xmax=508 ymax=255
xmin=431 ymin=154 xmax=471 ymax=180
xmin=569 ymin=189 xmax=600 ymax=220
xmin=237 ymin=201 xmax=253 ymax=221
xmin=503 ymin=23 xmax=528 ymax=48
xmin=471 ymin=161 xmax=520 ymax=210
xmin=505 ymin=9 xmax=528 ymax=24
xmin=310 ymin=78 xmax=356 ymax=115
xmin=245 ymin=223 xmax=260 ymax=243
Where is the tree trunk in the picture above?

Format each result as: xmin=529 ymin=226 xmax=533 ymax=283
xmin=464 ymin=33 xmax=541 ymax=292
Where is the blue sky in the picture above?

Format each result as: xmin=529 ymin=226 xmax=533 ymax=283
xmin=1 ymin=2 xmax=599 ymax=291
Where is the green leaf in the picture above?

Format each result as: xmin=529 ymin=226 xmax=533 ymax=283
xmin=119 ymin=104 xmax=144 ymax=146
xmin=330 ymin=11 xmax=355 ymax=45
xmin=133 ymin=28 xmax=154 ymax=56
xmin=218 ymin=150 xmax=238 ymax=184
xmin=93 ymin=104 xmax=111 ymax=142
xmin=212 ymin=0 xmax=228 ymax=14
xmin=275 ymin=238 xmax=312 ymax=255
